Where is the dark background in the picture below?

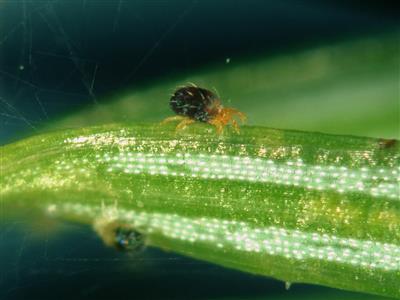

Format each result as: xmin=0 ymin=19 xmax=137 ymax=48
xmin=0 ymin=1 xmax=399 ymax=299
xmin=0 ymin=0 xmax=399 ymax=142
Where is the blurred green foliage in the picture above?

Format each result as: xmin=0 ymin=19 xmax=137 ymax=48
xmin=50 ymin=32 xmax=399 ymax=139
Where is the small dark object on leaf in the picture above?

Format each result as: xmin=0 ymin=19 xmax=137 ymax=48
xmin=114 ymin=226 xmax=145 ymax=252
xmin=94 ymin=219 xmax=145 ymax=252
xmin=378 ymin=138 xmax=397 ymax=149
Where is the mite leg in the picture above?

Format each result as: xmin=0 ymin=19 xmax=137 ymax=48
xmin=208 ymin=118 xmax=224 ymax=134
xmin=236 ymin=111 xmax=247 ymax=122
xmin=214 ymin=122 xmax=224 ymax=134
xmin=176 ymin=117 xmax=195 ymax=131
xmin=231 ymin=109 xmax=246 ymax=133
xmin=231 ymin=119 xmax=240 ymax=134
xmin=225 ymin=108 xmax=247 ymax=122
xmin=216 ymin=107 xmax=246 ymax=134
xmin=160 ymin=115 xmax=186 ymax=125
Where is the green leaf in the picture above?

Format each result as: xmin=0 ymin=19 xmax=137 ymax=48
xmin=2 ymin=123 xmax=399 ymax=298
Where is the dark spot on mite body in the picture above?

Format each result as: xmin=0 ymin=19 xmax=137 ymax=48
xmin=170 ymin=86 xmax=218 ymax=122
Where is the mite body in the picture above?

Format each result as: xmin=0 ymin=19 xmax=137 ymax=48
xmin=94 ymin=219 xmax=145 ymax=252
xmin=378 ymin=138 xmax=397 ymax=149
xmin=163 ymin=84 xmax=246 ymax=133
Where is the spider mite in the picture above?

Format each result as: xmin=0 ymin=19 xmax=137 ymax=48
xmin=378 ymin=138 xmax=397 ymax=149
xmin=162 ymin=84 xmax=246 ymax=134
xmin=94 ymin=219 xmax=145 ymax=252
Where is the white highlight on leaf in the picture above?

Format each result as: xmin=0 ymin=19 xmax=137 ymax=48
xmin=55 ymin=203 xmax=400 ymax=272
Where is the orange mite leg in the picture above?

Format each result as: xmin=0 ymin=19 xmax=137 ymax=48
xmin=225 ymin=107 xmax=247 ymax=122
xmin=214 ymin=122 xmax=224 ymax=134
xmin=217 ymin=107 xmax=247 ymax=134
xmin=175 ymin=117 xmax=195 ymax=131
xmin=208 ymin=107 xmax=247 ymax=134
xmin=160 ymin=115 xmax=186 ymax=125
xmin=208 ymin=118 xmax=225 ymax=134
xmin=231 ymin=119 xmax=240 ymax=133
xmin=237 ymin=111 xmax=247 ymax=122
xmin=161 ymin=115 xmax=196 ymax=132
xmin=231 ymin=109 xmax=246 ymax=133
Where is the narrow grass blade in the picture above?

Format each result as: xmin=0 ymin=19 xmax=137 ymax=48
xmin=1 ymin=124 xmax=399 ymax=298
